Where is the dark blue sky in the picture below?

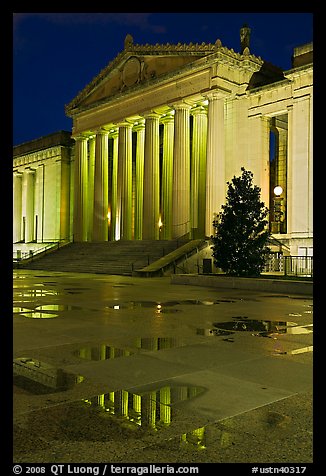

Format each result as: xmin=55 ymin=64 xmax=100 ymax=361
xmin=13 ymin=12 xmax=313 ymax=146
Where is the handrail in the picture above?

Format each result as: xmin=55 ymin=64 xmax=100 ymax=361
xmin=13 ymin=239 xmax=72 ymax=263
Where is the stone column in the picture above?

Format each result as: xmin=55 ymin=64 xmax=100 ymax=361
xmin=172 ymin=103 xmax=191 ymax=239
xmin=87 ymin=136 xmax=96 ymax=241
xmin=24 ymin=169 xmax=35 ymax=243
xmin=287 ymin=95 xmax=312 ymax=244
xmin=205 ymin=93 xmax=225 ymax=237
xmin=134 ymin=120 xmax=145 ymax=240
xmin=110 ymin=130 xmax=119 ymax=240
xmin=161 ymin=113 xmax=174 ymax=240
xmin=73 ymin=135 xmax=88 ymax=242
xmin=93 ymin=130 xmax=109 ymax=241
xmin=191 ymin=105 xmax=207 ymax=238
xmin=117 ymin=122 xmax=133 ymax=240
xmin=143 ymin=112 xmax=160 ymax=240
xmin=13 ymin=172 xmax=23 ymax=243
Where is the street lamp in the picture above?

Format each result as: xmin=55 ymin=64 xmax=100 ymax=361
xmin=272 ymin=186 xmax=283 ymax=233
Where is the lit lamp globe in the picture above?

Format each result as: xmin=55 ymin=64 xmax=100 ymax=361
xmin=274 ymin=186 xmax=283 ymax=197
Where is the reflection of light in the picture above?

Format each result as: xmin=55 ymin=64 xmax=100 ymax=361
xmin=156 ymin=304 xmax=162 ymax=314
xmin=158 ymin=217 xmax=163 ymax=231
xmin=274 ymin=185 xmax=283 ymax=196
xmin=113 ymin=305 xmax=120 ymax=310
xmin=107 ymin=210 xmax=111 ymax=222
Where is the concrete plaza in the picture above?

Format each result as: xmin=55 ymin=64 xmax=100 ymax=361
xmin=13 ymin=270 xmax=313 ymax=464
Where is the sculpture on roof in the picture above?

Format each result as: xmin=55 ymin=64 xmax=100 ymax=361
xmin=240 ymin=24 xmax=251 ymax=54
xmin=124 ymin=34 xmax=134 ymax=49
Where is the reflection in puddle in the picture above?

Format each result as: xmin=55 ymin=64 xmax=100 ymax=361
xmin=35 ymin=304 xmax=81 ymax=311
xmin=76 ymin=345 xmax=134 ymax=361
xmin=83 ymin=384 xmax=206 ymax=431
xmin=197 ymin=328 xmax=234 ymax=337
xmin=17 ymin=385 xmax=206 ymax=444
xmin=13 ymin=357 xmax=83 ymax=393
xmin=13 ymin=307 xmax=33 ymax=313
xmin=14 ymin=289 xmax=60 ymax=298
xmin=273 ymin=345 xmax=313 ymax=356
xmin=212 ymin=319 xmax=313 ymax=338
xmin=76 ymin=338 xmax=183 ymax=360
xmin=180 ymin=427 xmax=206 ymax=450
xmin=136 ymin=337 xmax=182 ymax=350
xmin=21 ymin=312 xmax=59 ymax=319
xmin=106 ymin=298 xmax=238 ymax=312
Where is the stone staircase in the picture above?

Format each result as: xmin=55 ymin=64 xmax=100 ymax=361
xmin=20 ymin=240 xmax=187 ymax=275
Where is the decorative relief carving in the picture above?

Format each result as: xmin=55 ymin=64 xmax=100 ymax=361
xmin=122 ymin=57 xmax=141 ymax=87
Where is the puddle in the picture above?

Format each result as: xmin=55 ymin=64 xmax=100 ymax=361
xmin=35 ymin=304 xmax=82 ymax=311
xmin=82 ymin=384 xmax=206 ymax=432
xmin=197 ymin=328 xmax=234 ymax=337
xmin=211 ymin=319 xmax=313 ymax=338
xmin=76 ymin=345 xmax=134 ymax=361
xmin=180 ymin=426 xmax=206 ymax=450
xmin=13 ymin=357 xmax=84 ymax=394
xmin=13 ymin=307 xmax=34 ymax=313
xmin=213 ymin=319 xmax=300 ymax=337
xmin=14 ymin=289 xmax=60 ymax=298
xmin=273 ymin=345 xmax=313 ymax=356
xmin=106 ymin=299 xmax=237 ymax=312
xmin=75 ymin=338 xmax=183 ymax=360
xmin=21 ymin=312 xmax=59 ymax=319
xmin=136 ymin=337 xmax=182 ymax=350
xmin=17 ymin=384 xmax=206 ymax=443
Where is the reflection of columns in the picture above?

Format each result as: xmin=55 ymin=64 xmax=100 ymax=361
xmin=134 ymin=121 xmax=145 ymax=240
xmin=161 ymin=113 xmax=174 ymax=239
xmin=13 ymin=172 xmax=23 ymax=242
xmin=191 ymin=105 xmax=207 ymax=238
xmin=87 ymin=136 xmax=95 ymax=241
xmin=93 ymin=130 xmax=109 ymax=241
xmin=24 ymin=169 xmax=35 ymax=242
xmin=143 ymin=112 xmax=160 ymax=240
xmin=73 ymin=135 xmax=88 ymax=242
xmin=117 ymin=122 xmax=133 ymax=240
xmin=110 ymin=131 xmax=119 ymax=240
xmin=159 ymin=386 xmax=171 ymax=425
xmin=172 ymin=104 xmax=191 ymax=239
xmin=142 ymin=392 xmax=157 ymax=428
xmin=205 ymin=93 xmax=225 ymax=237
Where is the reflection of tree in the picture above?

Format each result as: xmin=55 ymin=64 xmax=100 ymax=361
xmin=213 ymin=320 xmax=288 ymax=334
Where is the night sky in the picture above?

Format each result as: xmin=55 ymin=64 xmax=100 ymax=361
xmin=13 ymin=12 xmax=313 ymax=146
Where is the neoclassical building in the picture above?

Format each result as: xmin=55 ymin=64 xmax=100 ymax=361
xmin=13 ymin=29 xmax=313 ymax=256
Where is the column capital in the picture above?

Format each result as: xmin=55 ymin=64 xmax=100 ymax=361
xmin=72 ymin=133 xmax=89 ymax=142
xmin=160 ymin=112 xmax=175 ymax=124
xmin=172 ymin=101 xmax=192 ymax=112
xmin=94 ymin=127 xmax=109 ymax=136
xmin=204 ymin=90 xmax=228 ymax=102
xmin=25 ymin=167 xmax=36 ymax=174
xmin=190 ymin=104 xmax=207 ymax=116
xmin=132 ymin=119 xmax=146 ymax=132
xmin=117 ymin=120 xmax=133 ymax=129
xmin=13 ymin=171 xmax=23 ymax=176
xmin=143 ymin=111 xmax=161 ymax=121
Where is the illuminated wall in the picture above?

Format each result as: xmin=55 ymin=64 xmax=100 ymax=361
xmin=13 ymin=36 xmax=313 ymax=255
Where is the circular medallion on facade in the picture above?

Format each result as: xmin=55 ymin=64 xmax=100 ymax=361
xmin=122 ymin=57 xmax=141 ymax=87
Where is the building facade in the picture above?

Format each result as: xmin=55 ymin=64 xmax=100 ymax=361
xmin=13 ymin=31 xmax=313 ymax=256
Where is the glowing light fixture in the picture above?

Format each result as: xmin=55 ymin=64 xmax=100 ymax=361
xmin=273 ymin=186 xmax=283 ymax=196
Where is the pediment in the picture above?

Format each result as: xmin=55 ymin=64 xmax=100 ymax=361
xmin=66 ymin=39 xmax=218 ymax=114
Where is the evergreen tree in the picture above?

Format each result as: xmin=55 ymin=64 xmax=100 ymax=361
xmin=211 ymin=167 xmax=270 ymax=277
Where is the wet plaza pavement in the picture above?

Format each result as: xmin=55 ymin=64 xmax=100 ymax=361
xmin=13 ymin=270 xmax=313 ymax=464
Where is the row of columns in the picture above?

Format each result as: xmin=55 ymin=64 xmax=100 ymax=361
xmin=73 ymin=94 xmax=226 ymax=242
xmin=13 ymin=169 xmax=35 ymax=243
